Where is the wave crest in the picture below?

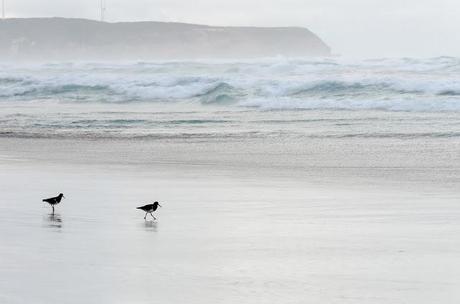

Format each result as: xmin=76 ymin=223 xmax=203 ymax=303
xmin=1 ymin=57 xmax=460 ymax=111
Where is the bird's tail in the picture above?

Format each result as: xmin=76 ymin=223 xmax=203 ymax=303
xmin=136 ymin=207 xmax=142 ymax=209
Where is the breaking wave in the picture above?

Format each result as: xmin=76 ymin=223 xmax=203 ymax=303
xmin=1 ymin=56 xmax=460 ymax=111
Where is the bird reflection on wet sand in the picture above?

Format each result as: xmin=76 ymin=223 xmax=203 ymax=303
xmin=143 ymin=220 xmax=158 ymax=232
xmin=44 ymin=213 xmax=62 ymax=229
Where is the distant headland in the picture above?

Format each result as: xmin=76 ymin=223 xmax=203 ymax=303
xmin=0 ymin=18 xmax=331 ymax=61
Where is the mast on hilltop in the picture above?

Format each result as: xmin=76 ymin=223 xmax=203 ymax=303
xmin=100 ymin=0 xmax=106 ymax=22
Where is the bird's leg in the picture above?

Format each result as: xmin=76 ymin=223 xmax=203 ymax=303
xmin=144 ymin=213 xmax=147 ymax=220
xmin=150 ymin=213 xmax=156 ymax=220
xmin=52 ymin=206 xmax=55 ymax=214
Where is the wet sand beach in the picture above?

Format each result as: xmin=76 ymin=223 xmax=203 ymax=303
xmin=0 ymin=136 xmax=459 ymax=304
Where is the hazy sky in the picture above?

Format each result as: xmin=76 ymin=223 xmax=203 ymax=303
xmin=4 ymin=0 xmax=460 ymax=57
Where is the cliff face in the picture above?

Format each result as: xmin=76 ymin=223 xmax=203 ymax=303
xmin=0 ymin=18 xmax=331 ymax=61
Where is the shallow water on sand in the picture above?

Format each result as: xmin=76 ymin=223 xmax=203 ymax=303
xmin=0 ymin=137 xmax=459 ymax=304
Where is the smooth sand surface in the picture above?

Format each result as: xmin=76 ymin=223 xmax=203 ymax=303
xmin=0 ymin=138 xmax=459 ymax=304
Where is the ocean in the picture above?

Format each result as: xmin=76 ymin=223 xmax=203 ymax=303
xmin=0 ymin=57 xmax=459 ymax=304
xmin=1 ymin=56 xmax=460 ymax=139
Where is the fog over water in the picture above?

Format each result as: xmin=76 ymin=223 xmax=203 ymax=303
xmin=4 ymin=0 xmax=460 ymax=57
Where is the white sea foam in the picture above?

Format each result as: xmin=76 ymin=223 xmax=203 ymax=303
xmin=1 ymin=57 xmax=460 ymax=111
xmin=1 ymin=57 xmax=460 ymax=139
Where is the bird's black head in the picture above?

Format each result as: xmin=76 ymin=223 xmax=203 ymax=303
xmin=154 ymin=201 xmax=162 ymax=207
xmin=59 ymin=193 xmax=65 ymax=199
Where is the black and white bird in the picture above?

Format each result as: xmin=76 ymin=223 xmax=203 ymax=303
xmin=42 ymin=193 xmax=65 ymax=214
xmin=137 ymin=202 xmax=162 ymax=220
